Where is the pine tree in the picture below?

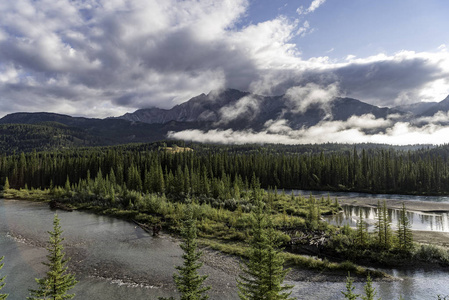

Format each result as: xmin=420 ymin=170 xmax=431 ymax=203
xmin=361 ymin=273 xmax=379 ymax=300
xmin=0 ymin=256 xmax=8 ymax=299
xmin=238 ymin=196 xmax=267 ymax=300
xmin=3 ymin=178 xmax=9 ymax=191
xmin=264 ymin=212 xmax=293 ymax=300
xmin=342 ymin=272 xmax=360 ymax=300
xmin=397 ymin=203 xmax=413 ymax=252
xmin=375 ymin=200 xmax=392 ymax=249
xmin=356 ymin=209 xmax=369 ymax=247
xmin=28 ymin=214 xmax=78 ymax=300
xmin=237 ymin=195 xmax=292 ymax=300
xmin=173 ymin=205 xmax=210 ymax=300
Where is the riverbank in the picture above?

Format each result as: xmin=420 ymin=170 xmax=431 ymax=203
xmin=338 ymin=197 xmax=449 ymax=248
xmin=338 ymin=197 xmax=449 ymax=213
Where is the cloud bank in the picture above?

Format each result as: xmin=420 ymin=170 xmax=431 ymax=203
xmin=168 ymin=113 xmax=449 ymax=146
xmin=0 ymin=0 xmax=448 ymax=120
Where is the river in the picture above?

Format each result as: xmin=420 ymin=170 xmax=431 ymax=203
xmin=1 ymin=197 xmax=449 ymax=299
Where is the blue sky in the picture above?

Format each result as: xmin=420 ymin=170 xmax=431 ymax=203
xmin=245 ymin=0 xmax=448 ymax=60
xmin=0 ymin=0 xmax=448 ymax=126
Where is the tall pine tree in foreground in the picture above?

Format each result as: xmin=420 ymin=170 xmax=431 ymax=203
xmin=28 ymin=214 xmax=78 ymax=300
xmin=173 ymin=205 xmax=210 ymax=300
xmin=0 ymin=256 xmax=7 ymax=299
xmin=237 ymin=189 xmax=292 ymax=300
xmin=264 ymin=209 xmax=293 ymax=300
xmin=397 ymin=203 xmax=413 ymax=252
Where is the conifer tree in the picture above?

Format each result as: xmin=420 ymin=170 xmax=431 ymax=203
xmin=264 ymin=211 xmax=293 ymax=300
xmin=397 ymin=203 xmax=413 ymax=251
xmin=28 ymin=214 xmax=78 ymax=300
xmin=3 ymin=178 xmax=9 ymax=191
xmin=173 ymin=205 xmax=210 ymax=300
xmin=356 ymin=209 xmax=369 ymax=247
xmin=361 ymin=273 xmax=379 ymax=300
xmin=237 ymin=194 xmax=292 ymax=300
xmin=375 ymin=200 xmax=392 ymax=249
xmin=237 ymin=196 xmax=268 ymax=300
xmin=342 ymin=272 xmax=359 ymax=300
xmin=0 ymin=256 xmax=8 ymax=299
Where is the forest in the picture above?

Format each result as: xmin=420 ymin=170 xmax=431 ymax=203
xmin=2 ymin=141 xmax=449 ymax=196
xmin=2 ymin=141 xmax=449 ymax=299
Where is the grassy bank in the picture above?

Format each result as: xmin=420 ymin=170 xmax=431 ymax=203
xmin=0 ymin=187 xmax=390 ymax=279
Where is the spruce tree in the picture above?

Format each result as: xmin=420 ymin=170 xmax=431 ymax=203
xmin=0 ymin=256 xmax=8 ymax=299
xmin=3 ymin=178 xmax=9 ymax=191
xmin=237 ymin=194 xmax=292 ymax=300
xmin=28 ymin=214 xmax=78 ymax=300
xmin=356 ymin=209 xmax=369 ymax=247
xmin=361 ymin=273 xmax=379 ymax=300
xmin=397 ymin=203 xmax=413 ymax=252
xmin=342 ymin=272 xmax=359 ymax=300
xmin=237 ymin=194 xmax=269 ymax=300
xmin=375 ymin=200 xmax=392 ymax=249
xmin=173 ymin=205 xmax=210 ymax=300
xmin=264 ymin=211 xmax=293 ymax=300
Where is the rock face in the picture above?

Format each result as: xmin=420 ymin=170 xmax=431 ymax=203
xmin=2 ymin=89 xmax=449 ymax=151
xmin=117 ymin=89 xmax=404 ymax=130
xmin=119 ymin=89 xmax=250 ymax=124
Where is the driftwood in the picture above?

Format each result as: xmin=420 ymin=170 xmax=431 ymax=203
xmin=285 ymin=229 xmax=331 ymax=248
xmin=49 ymin=200 xmax=73 ymax=212
xmin=132 ymin=220 xmax=162 ymax=237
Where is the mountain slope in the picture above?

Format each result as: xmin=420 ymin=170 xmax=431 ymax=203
xmin=0 ymin=123 xmax=100 ymax=153
xmin=119 ymin=89 xmax=250 ymax=124
xmin=0 ymin=112 xmax=177 ymax=147
xmin=393 ymin=102 xmax=438 ymax=115
xmin=117 ymin=89 xmax=402 ymax=130
xmin=1 ymin=89 xmax=432 ymax=153
xmin=419 ymin=96 xmax=449 ymax=116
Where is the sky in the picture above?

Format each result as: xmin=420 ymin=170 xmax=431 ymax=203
xmin=1 ymin=0 xmax=449 ymax=144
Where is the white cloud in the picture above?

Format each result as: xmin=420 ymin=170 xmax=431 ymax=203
xmin=218 ymin=95 xmax=260 ymax=124
xmin=0 ymin=0 xmax=448 ymax=121
xmin=297 ymin=0 xmax=327 ymax=15
xmin=168 ymin=114 xmax=449 ymax=146
xmin=297 ymin=21 xmax=311 ymax=37
xmin=285 ymin=83 xmax=339 ymax=117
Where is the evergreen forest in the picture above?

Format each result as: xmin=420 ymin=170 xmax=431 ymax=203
xmin=2 ymin=141 xmax=449 ymax=299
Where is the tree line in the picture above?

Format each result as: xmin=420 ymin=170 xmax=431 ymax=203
xmin=3 ymin=142 xmax=449 ymax=197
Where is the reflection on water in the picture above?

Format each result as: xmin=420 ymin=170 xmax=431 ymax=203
xmin=323 ymin=205 xmax=449 ymax=232
xmin=285 ymin=189 xmax=449 ymax=203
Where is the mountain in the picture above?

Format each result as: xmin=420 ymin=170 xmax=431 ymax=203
xmin=419 ymin=96 xmax=449 ymax=116
xmin=119 ymin=89 xmax=250 ymax=124
xmin=117 ymin=89 xmax=402 ymax=130
xmin=4 ymin=89 xmax=447 ymax=153
xmin=0 ymin=122 xmax=100 ymax=153
xmin=393 ymin=102 xmax=438 ymax=115
xmin=0 ymin=112 xmax=184 ymax=150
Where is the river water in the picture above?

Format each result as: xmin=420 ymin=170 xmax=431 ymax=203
xmin=1 ymin=197 xmax=449 ymax=299
xmin=0 ymin=199 xmax=237 ymax=300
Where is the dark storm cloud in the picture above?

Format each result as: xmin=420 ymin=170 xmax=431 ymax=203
xmin=0 ymin=0 xmax=448 ymax=119
xmin=335 ymin=57 xmax=447 ymax=106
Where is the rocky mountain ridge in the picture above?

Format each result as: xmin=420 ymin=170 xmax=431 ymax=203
xmin=1 ymin=89 xmax=449 ymax=151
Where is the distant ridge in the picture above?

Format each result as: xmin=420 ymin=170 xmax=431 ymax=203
xmin=1 ymin=90 xmax=449 ymax=152
xmin=116 ymin=89 xmax=402 ymax=130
